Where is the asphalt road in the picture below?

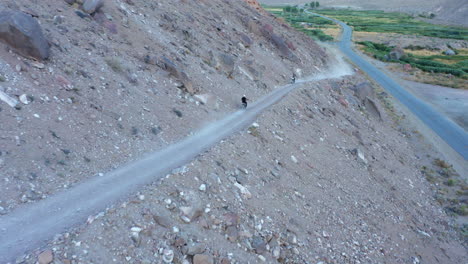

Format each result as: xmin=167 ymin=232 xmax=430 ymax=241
xmin=0 ymin=66 xmax=351 ymax=262
xmin=307 ymin=11 xmax=468 ymax=160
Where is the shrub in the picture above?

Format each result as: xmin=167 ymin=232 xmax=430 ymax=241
xmin=105 ymin=58 xmax=123 ymax=73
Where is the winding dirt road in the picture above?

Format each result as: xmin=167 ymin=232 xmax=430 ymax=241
xmin=0 ymin=65 xmax=351 ymax=263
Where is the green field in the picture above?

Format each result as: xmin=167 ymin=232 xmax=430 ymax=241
xmin=315 ymin=9 xmax=468 ymax=40
xmin=264 ymin=6 xmax=336 ymax=41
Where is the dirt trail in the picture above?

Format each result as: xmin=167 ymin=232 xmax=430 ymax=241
xmin=0 ymin=63 xmax=352 ymax=263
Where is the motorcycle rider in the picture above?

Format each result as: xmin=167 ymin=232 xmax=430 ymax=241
xmin=241 ymin=95 xmax=248 ymax=109
xmin=291 ymin=73 xmax=296 ymax=84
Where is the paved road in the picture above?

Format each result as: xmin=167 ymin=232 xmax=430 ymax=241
xmin=0 ymin=67 xmax=350 ymax=262
xmin=307 ymin=11 xmax=468 ymax=160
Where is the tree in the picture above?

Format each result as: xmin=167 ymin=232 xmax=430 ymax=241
xmin=283 ymin=6 xmax=291 ymax=12
xmin=310 ymin=2 xmax=315 ymax=8
xmin=316 ymin=1 xmax=320 ymax=8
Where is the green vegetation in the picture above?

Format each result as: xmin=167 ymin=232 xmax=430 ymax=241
xmin=105 ymin=57 xmax=123 ymax=73
xmin=264 ymin=6 xmax=335 ymax=41
xmin=315 ymin=9 xmax=468 ymax=40
xmin=357 ymin=41 xmax=468 ymax=79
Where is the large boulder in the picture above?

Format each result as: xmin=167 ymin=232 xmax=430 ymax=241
xmin=239 ymin=33 xmax=253 ymax=47
xmin=82 ymin=0 xmax=104 ymax=14
xmin=0 ymin=11 xmax=50 ymax=60
xmin=388 ymin=46 xmax=405 ymax=60
xmin=444 ymin=49 xmax=456 ymax=56
xmin=158 ymin=56 xmax=195 ymax=94
xmin=351 ymin=82 xmax=375 ymax=103
xmin=271 ymin=33 xmax=296 ymax=60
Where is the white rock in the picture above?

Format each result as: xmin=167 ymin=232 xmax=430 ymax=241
xmin=130 ymin=227 xmax=142 ymax=233
xmin=356 ymin=149 xmax=368 ymax=164
xmin=199 ymin=184 xmax=206 ymax=192
xmin=234 ymin=182 xmax=252 ymax=199
xmin=258 ymin=255 xmax=266 ymax=262
xmin=180 ymin=215 xmax=191 ymax=223
xmin=291 ymin=155 xmax=298 ymax=163
xmin=0 ymin=90 xmax=18 ymax=108
xmin=162 ymin=249 xmax=174 ymax=263
xmin=138 ymin=195 xmax=145 ymax=200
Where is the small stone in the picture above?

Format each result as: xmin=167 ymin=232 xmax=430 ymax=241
xmin=193 ymin=254 xmax=214 ymax=264
xmin=199 ymin=184 xmax=206 ymax=192
xmin=181 ymin=215 xmax=191 ymax=223
xmin=258 ymin=255 xmax=266 ymax=262
xmin=226 ymin=225 xmax=239 ymax=242
xmin=179 ymin=206 xmax=203 ymax=221
xmin=15 ymin=64 xmax=22 ymax=72
xmin=19 ymin=94 xmax=29 ymax=104
xmin=138 ymin=194 xmax=145 ymax=200
xmin=292 ymin=247 xmax=299 ymax=254
xmin=130 ymin=227 xmax=142 ymax=233
xmin=162 ymin=249 xmax=174 ymax=263
xmin=183 ymin=242 xmax=206 ymax=255
xmin=153 ymin=214 xmax=172 ymax=228
xmin=251 ymin=236 xmax=267 ymax=254
xmin=38 ymin=250 xmax=53 ymax=264
xmin=352 ymin=148 xmax=368 ymax=165
xmin=291 ymin=155 xmax=298 ymax=163
xmin=220 ymin=258 xmax=231 ymax=264
xmin=322 ymin=231 xmax=330 ymax=238
xmin=32 ymin=62 xmax=45 ymax=69
xmin=233 ymin=182 xmax=251 ymax=199
xmin=131 ymin=232 xmax=141 ymax=246
xmin=224 ymin=213 xmax=240 ymax=226
xmin=272 ymin=246 xmax=280 ymax=259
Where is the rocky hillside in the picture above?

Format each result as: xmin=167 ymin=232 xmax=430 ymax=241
xmin=0 ymin=0 xmax=326 ymax=213
xmin=0 ymin=0 xmax=466 ymax=264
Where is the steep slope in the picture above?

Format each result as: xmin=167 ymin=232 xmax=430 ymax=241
xmin=0 ymin=0 xmax=466 ymax=263
xmin=0 ymin=0 xmax=326 ymax=213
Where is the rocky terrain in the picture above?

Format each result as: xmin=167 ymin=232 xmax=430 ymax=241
xmin=0 ymin=0 xmax=466 ymax=264
xmin=260 ymin=0 xmax=468 ymax=26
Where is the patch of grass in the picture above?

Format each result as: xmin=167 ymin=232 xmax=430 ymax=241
xmin=451 ymin=204 xmax=468 ymax=216
xmin=248 ymin=126 xmax=261 ymax=138
xmin=105 ymin=57 xmax=123 ymax=73
xmin=315 ymin=9 xmax=468 ymax=40
xmin=446 ymin=179 xmax=457 ymax=186
xmin=434 ymin=158 xmax=452 ymax=169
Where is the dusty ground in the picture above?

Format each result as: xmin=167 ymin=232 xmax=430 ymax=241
xmin=0 ymin=0 xmax=467 ymax=263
